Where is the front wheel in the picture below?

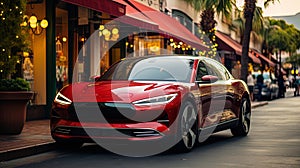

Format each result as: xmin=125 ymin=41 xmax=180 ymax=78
xmin=174 ymin=101 xmax=198 ymax=152
xmin=231 ymin=98 xmax=251 ymax=136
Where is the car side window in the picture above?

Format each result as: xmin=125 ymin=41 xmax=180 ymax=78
xmin=196 ymin=61 xmax=208 ymax=81
xmin=204 ymin=60 xmax=226 ymax=80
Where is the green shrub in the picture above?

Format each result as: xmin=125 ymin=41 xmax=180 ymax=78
xmin=0 ymin=78 xmax=30 ymax=91
xmin=0 ymin=0 xmax=29 ymax=79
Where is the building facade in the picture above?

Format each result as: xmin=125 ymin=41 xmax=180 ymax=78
xmin=23 ymin=0 xmax=208 ymax=119
xmin=22 ymin=0 xmax=276 ymax=119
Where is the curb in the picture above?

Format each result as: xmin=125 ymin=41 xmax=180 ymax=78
xmin=251 ymin=101 xmax=268 ymax=109
xmin=0 ymin=142 xmax=56 ymax=161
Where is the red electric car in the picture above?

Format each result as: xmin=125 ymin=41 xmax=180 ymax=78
xmin=50 ymin=55 xmax=251 ymax=153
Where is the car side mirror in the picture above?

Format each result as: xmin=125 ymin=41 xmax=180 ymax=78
xmin=90 ymin=75 xmax=101 ymax=81
xmin=196 ymin=75 xmax=218 ymax=84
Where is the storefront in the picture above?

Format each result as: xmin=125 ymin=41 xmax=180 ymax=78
xmin=250 ymin=49 xmax=276 ymax=73
xmin=120 ymin=0 xmax=207 ymax=54
xmin=215 ymin=31 xmax=261 ymax=79
xmin=24 ymin=0 xmax=206 ymax=120
xmin=23 ymin=0 xmax=126 ymax=119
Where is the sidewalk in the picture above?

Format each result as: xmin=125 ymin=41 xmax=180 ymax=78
xmin=0 ymin=120 xmax=56 ymax=161
xmin=0 ymin=101 xmax=268 ymax=161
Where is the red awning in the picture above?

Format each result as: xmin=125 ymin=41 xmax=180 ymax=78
xmin=248 ymin=52 xmax=262 ymax=64
xmin=216 ymin=31 xmax=242 ymax=55
xmin=126 ymin=0 xmax=207 ymax=51
xmin=114 ymin=0 xmax=158 ymax=30
xmin=113 ymin=0 xmax=207 ymax=51
xmin=62 ymin=0 xmax=126 ymax=17
xmin=215 ymin=31 xmax=261 ymax=64
xmin=250 ymin=50 xmax=275 ymax=67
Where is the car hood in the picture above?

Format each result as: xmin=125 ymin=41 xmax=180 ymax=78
xmin=62 ymin=81 xmax=187 ymax=103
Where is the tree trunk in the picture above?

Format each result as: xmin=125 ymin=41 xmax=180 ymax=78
xmin=275 ymin=51 xmax=278 ymax=77
xmin=241 ymin=0 xmax=256 ymax=82
xmin=279 ymin=50 xmax=282 ymax=75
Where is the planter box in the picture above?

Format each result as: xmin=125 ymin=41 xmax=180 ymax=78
xmin=0 ymin=91 xmax=34 ymax=134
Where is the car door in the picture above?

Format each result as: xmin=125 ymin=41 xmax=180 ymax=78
xmin=195 ymin=61 xmax=211 ymax=128
xmin=195 ymin=60 xmax=225 ymax=128
xmin=205 ymin=60 xmax=236 ymax=123
xmin=197 ymin=59 xmax=232 ymax=128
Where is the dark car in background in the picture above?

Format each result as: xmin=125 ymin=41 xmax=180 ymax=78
xmin=253 ymin=72 xmax=279 ymax=100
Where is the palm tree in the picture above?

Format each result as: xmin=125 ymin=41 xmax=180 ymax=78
xmin=262 ymin=18 xmax=285 ymax=58
xmin=240 ymin=0 xmax=279 ymax=82
xmin=183 ymin=0 xmax=235 ymax=57
xmin=264 ymin=18 xmax=300 ymax=77
xmin=231 ymin=6 xmax=264 ymax=45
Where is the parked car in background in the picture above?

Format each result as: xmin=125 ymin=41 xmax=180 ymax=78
xmin=51 ymin=55 xmax=251 ymax=153
xmin=253 ymin=72 xmax=279 ymax=100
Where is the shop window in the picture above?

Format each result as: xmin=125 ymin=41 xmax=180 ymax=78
xmin=172 ymin=10 xmax=193 ymax=32
xmin=56 ymin=8 xmax=68 ymax=91
xmin=126 ymin=34 xmax=165 ymax=57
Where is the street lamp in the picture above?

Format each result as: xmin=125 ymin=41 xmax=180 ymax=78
xmin=21 ymin=14 xmax=48 ymax=35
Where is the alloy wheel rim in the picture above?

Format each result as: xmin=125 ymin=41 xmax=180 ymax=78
xmin=241 ymin=100 xmax=250 ymax=133
xmin=181 ymin=102 xmax=197 ymax=148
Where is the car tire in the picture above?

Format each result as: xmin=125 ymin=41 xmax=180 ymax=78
xmin=231 ymin=98 xmax=251 ymax=136
xmin=174 ymin=101 xmax=198 ymax=152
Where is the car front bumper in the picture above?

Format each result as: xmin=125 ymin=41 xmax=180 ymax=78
xmin=51 ymin=118 xmax=171 ymax=142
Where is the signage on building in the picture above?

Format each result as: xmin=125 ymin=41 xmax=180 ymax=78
xmin=137 ymin=0 xmax=167 ymax=12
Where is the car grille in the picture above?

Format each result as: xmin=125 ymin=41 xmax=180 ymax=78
xmin=54 ymin=126 xmax=162 ymax=137
xmin=67 ymin=102 xmax=137 ymax=123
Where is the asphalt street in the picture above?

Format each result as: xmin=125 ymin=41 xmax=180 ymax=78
xmin=1 ymin=96 xmax=300 ymax=168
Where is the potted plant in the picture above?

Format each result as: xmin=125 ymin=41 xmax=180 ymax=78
xmin=0 ymin=78 xmax=33 ymax=134
xmin=0 ymin=0 xmax=33 ymax=134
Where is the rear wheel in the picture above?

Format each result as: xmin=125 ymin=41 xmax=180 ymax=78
xmin=231 ymin=98 xmax=251 ymax=136
xmin=175 ymin=101 xmax=198 ymax=152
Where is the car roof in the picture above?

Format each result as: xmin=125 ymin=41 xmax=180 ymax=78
xmin=122 ymin=54 xmax=210 ymax=61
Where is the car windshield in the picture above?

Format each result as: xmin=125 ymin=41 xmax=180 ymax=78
xmin=99 ymin=56 xmax=194 ymax=82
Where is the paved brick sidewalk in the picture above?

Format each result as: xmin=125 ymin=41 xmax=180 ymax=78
xmin=0 ymin=101 xmax=268 ymax=161
xmin=0 ymin=120 xmax=55 ymax=161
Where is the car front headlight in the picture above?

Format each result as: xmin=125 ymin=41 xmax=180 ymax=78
xmin=54 ymin=92 xmax=72 ymax=105
xmin=132 ymin=93 xmax=177 ymax=106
